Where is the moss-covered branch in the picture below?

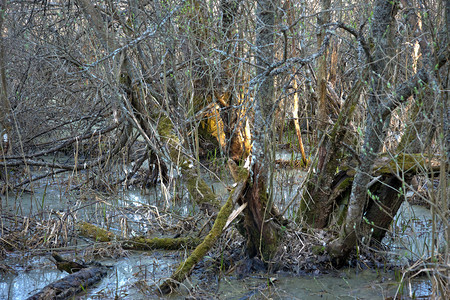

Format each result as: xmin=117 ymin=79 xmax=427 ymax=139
xmin=122 ymin=236 xmax=201 ymax=250
xmin=342 ymin=153 xmax=444 ymax=176
xmin=77 ymin=221 xmax=117 ymax=243
xmin=158 ymin=179 xmax=248 ymax=295
xmin=77 ymin=222 xmax=201 ymax=251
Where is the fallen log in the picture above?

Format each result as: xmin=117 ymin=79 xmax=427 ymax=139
xmin=26 ymin=266 xmax=107 ymax=300
xmin=77 ymin=221 xmax=202 ymax=250
xmin=77 ymin=221 xmax=116 ymax=242
xmin=343 ymin=153 xmax=445 ymax=176
xmin=122 ymin=236 xmax=202 ymax=250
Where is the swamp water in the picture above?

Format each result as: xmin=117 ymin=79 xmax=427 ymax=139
xmin=0 ymin=161 xmax=439 ymax=299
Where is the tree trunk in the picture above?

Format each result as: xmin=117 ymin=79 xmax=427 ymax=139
xmin=298 ymin=78 xmax=365 ymax=227
xmin=328 ymin=0 xmax=399 ymax=261
xmin=328 ymin=0 xmax=449 ymax=262
xmin=0 ymin=0 xmax=12 ymax=156
xmin=316 ymin=0 xmax=331 ymax=171
xmin=242 ymin=0 xmax=280 ymax=261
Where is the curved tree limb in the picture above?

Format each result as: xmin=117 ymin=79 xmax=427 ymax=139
xmin=158 ymin=178 xmax=247 ymax=295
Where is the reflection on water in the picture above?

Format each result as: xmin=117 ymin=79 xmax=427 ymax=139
xmin=219 ymin=268 xmax=431 ymax=299
xmin=1 ymin=269 xmax=65 ymax=300
xmin=0 ymin=252 xmax=433 ymax=300
xmin=0 ymin=255 xmax=65 ymax=300
xmin=89 ymin=251 xmax=181 ymax=299
xmin=0 ymin=155 xmax=441 ymax=299
xmin=0 ymin=251 xmax=182 ymax=300
xmin=384 ymin=201 xmax=446 ymax=262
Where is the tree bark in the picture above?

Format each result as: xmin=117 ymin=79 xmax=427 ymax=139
xmin=329 ymin=0 xmax=399 ymax=261
xmin=0 ymin=0 xmax=12 ymax=155
xmin=158 ymin=177 xmax=247 ymax=294
xmin=316 ymin=0 xmax=332 ymax=171
xmin=242 ymin=0 xmax=280 ymax=261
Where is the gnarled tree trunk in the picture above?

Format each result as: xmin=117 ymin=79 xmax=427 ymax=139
xmin=242 ymin=0 xmax=280 ymax=261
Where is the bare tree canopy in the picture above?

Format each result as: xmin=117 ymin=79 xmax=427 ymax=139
xmin=0 ymin=0 xmax=448 ymax=298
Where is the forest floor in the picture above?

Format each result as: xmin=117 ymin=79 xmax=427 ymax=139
xmin=0 ymin=154 xmax=441 ymax=299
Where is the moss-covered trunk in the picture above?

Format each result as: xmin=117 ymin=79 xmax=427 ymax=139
xmin=158 ymin=177 xmax=248 ymax=294
xmin=298 ymin=78 xmax=363 ymax=228
xmin=308 ymin=153 xmax=441 ymax=257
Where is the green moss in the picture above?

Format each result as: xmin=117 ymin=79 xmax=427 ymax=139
xmin=312 ymin=245 xmax=326 ymax=255
xmin=159 ymin=182 xmax=241 ymax=294
xmin=373 ymin=153 xmax=432 ymax=175
xmin=339 ymin=153 xmax=436 ymax=176
xmin=156 ymin=115 xmax=176 ymax=141
xmin=156 ymin=114 xmax=220 ymax=208
xmin=77 ymin=222 xmax=116 ymax=243
xmin=336 ymin=176 xmax=352 ymax=191
xmin=184 ymin=169 xmax=220 ymax=206
xmin=122 ymin=236 xmax=201 ymax=250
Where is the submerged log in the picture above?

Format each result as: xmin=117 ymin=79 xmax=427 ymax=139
xmin=26 ymin=266 xmax=107 ymax=300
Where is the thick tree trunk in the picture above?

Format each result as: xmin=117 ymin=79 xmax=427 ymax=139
xmin=299 ymin=78 xmax=364 ymax=227
xmin=328 ymin=0 xmax=399 ymax=262
xmin=243 ymin=162 xmax=279 ymax=260
xmin=242 ymin=0 xmax=280 ymax=261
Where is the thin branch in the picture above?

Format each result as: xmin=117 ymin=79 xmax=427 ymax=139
xmin=81 ymin=0 xmax=186 ymax=70
xmin=383 ymin=49 xmax=449 ymax=117
xmin=5 ymin=117 xmax=123 ymax=160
